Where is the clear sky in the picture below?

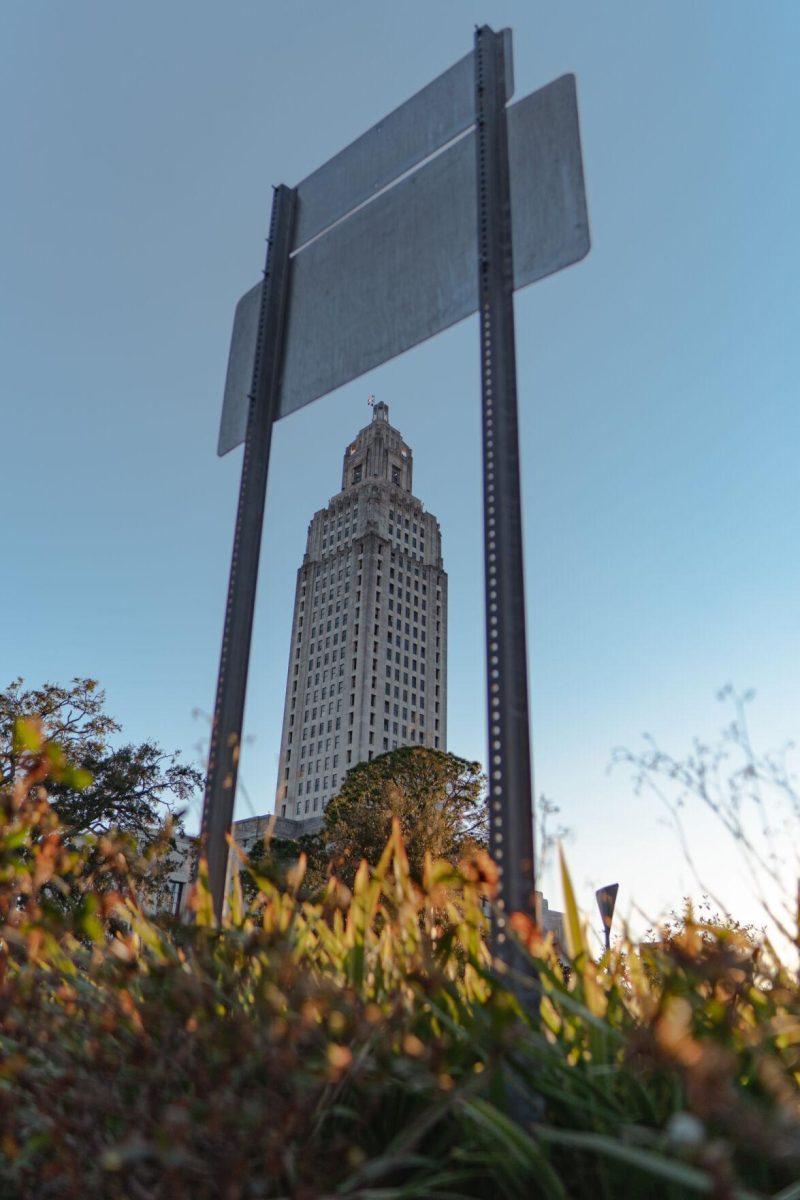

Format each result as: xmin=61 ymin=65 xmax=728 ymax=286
xmin=3 ymin=2 xmax=799 ymax=936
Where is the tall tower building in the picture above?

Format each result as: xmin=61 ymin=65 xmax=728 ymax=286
xmin=274 ymin=401 xmax=447 ymax=822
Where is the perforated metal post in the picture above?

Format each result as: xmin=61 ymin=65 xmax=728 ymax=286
xmin=475 ymin=26 xmax=537 ymax=973
xmin=200 ymin=185 xmax=297 ymax=922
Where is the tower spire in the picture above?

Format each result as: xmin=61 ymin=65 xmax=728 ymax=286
xmin=370 ymin=395 xmax=389 ymax=422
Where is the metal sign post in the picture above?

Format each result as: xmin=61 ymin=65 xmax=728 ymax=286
xmin=475 ymin=26 xmax=536 ymax=970
xmin=200 ymin=186 xmax=296 ymax=920
xmin=201 ymin=27 xmax=590 ymax=929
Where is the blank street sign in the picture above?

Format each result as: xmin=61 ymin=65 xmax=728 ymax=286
xmin=218 ymin=72 xmax=588 ymax=456
xmin=293 ymin=31 xmax=513 ymax=250
xmin=201 ymin=25 xmax=591 ymax=944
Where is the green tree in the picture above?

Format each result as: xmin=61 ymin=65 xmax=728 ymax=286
xmin=1 ymin=678 xmax=201 ymax=902
xmin=244 ymin=832 xmax=324 ymax=901
xmin=321 ymin=746 xmax=486 ymax=888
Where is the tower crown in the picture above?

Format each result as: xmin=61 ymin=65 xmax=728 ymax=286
xmin=341 ymin=400 xmax=412 ymax=493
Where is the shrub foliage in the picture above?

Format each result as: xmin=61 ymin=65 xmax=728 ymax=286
xmin=1 ymin=726 xmax=799 ymax=1198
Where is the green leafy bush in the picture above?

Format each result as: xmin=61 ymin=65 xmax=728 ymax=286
xmin=1 ymin=726 xmax=799 ymax=1198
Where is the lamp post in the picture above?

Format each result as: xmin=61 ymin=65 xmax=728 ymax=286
xmin=596 ymin=883 xmax=619 ymax=953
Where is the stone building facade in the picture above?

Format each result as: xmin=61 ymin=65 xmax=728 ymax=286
xmin=274 ymin=401 xmax=447 ymax=823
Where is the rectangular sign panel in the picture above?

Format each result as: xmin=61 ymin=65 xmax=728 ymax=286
xmin=218 ymin=283 xmax=262 ymax=457
xmin=294 ymin=29 xmax=512 ymax=250
xmin=218 ymin=73 xmax=589 ymax=455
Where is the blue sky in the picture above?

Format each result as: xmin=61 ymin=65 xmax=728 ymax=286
xmin=3 ymin=2 xmax=799 ymax=934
